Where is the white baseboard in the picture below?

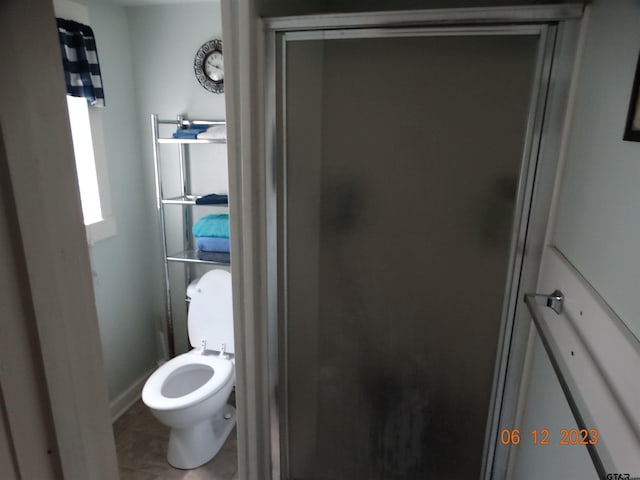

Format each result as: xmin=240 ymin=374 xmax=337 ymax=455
xmin=109 ymin=368 xmax=154 ymax=423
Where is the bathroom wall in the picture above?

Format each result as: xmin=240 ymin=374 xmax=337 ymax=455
xmin=83 ymin=0 xmax=162 ymax=411
xmin=76 ymin=0 xmax=227 ymax=407
xmin=52 ymin=0 xmax=161 ymax=414
xmin=511 ymin=1 xmax=640 ymax=477
xmin=126 ymin=0 xmax=228 ymax=353
xmin=508 ymin=338 xmax=598 ymax=479
xmin=54 ymin=0 xmax=227 ymax=411
xmin=127 ymin=1 xmax=225 ymax=123
xmin=552 ymin=1 xmax=640 ymax=342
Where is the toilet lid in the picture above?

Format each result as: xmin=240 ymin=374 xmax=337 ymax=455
xmin=188 ymin=269 xmax=234 ymax=353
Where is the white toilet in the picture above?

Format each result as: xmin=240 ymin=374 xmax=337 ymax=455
xmin=142 ymin=269 xmax=236 ymax=469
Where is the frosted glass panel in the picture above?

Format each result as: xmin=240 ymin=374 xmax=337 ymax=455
xmin=283 ymin=34 xmax=538 ymax=479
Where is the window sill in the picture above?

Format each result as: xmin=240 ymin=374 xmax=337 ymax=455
xmin=85 ymin=216 xmax=117 ymax=245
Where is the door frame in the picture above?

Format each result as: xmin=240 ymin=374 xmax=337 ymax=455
xmin=0 ymin=0 xmax=119 ymax=478
xmin=222 ymin=4 xmax=584 ymax=480
xmin=269 ymin=22 xmax=558 ymax=480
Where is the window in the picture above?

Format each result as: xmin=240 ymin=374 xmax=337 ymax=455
xmin=66 ymin=95 xmax=102 ymax=225
xmin=65 ymin=96 xmax=116 ymax=243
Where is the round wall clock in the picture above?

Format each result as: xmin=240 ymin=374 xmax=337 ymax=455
xmin=194 ymin=39 xmax=224 ymax=94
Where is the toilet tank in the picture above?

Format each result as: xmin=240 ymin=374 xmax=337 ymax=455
xmin=187 ymin=269 xmax=234 ymax=354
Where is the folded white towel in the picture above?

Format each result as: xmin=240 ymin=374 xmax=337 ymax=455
xmin=197 ymin=125 xmax=226 ymax=140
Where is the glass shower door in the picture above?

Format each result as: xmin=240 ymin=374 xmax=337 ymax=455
xmin=278 ymin=29 xmax=540 ymax=479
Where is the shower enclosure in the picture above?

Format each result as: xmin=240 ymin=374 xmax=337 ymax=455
xmin=247 ymin=8 xmax=581 ymax=480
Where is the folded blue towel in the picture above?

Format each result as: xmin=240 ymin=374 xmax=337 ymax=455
xmin=192 ymin=214 xmax=229 ymax=238
xmin=197 ymin=250 xmax=230 ymax=264
xmin=173 ymin=127 xmax=208 ymax=139
xmin=195 ymin=193 xmax=228 ymax=205
xmin=196 ymin=237 xmax=230 ymax=253
xmin=188 ymin=124 xmax=210 ymax=131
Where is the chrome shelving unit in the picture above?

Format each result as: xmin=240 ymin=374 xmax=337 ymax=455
xmin=151 ymin=113 xmax=228 ymax=357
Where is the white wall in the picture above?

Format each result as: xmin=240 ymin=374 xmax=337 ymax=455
xmin=126 ymin=0 xmax=228 ymax=209
xmin=84 ymin=0 xmax=228 ymax=403
xmin=52 ymin=0 xmax=161 ymax=408
xmin=53 ymin=0 xmax=227 ymax=407
xmin=511 ymin=1 xmax=640 ymax=478
xmin=127 ymin=1 xmax=225 ymax=121
xmin=127 ymin=1 xmax=227 ymax=353
xmin=84 ymin=0 xmax=162 ymax=406
xmin=509 ymin=336 xmax=599 ymax=479
xmin=552 ymin=1 xmax=640 ymax=342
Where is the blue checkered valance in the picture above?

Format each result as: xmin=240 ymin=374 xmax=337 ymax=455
xmin=56 ymin=18 xmax=105 ymax=107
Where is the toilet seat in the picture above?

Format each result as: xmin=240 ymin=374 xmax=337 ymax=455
xmin=142 ymin=352 xmax=233 ymax=411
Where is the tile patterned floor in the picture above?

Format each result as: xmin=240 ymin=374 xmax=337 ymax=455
xmin=113 ymin=400 xmax=238 ymax=480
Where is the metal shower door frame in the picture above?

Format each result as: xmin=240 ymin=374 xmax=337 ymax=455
xmin=261 ymin=7 xmax=583 ymax=479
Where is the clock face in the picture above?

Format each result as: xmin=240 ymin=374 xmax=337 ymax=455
xmin=194 ymin=40 xmax=223 ymax=94
xmin=205 ymin=52 xmax=224 ymax=82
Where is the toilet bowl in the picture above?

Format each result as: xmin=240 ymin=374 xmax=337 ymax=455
xmin=142 ymin=269 xmax=236 ymax=469
xmin=142 ymin=351 xmax=235 ymax=468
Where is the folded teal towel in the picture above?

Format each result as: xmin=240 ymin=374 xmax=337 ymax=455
xmin=192 ymin=214 xmax=229 ymax=238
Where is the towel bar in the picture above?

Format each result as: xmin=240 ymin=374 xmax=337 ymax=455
xmin=523 ymin=291 xmax=607 ymax=479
